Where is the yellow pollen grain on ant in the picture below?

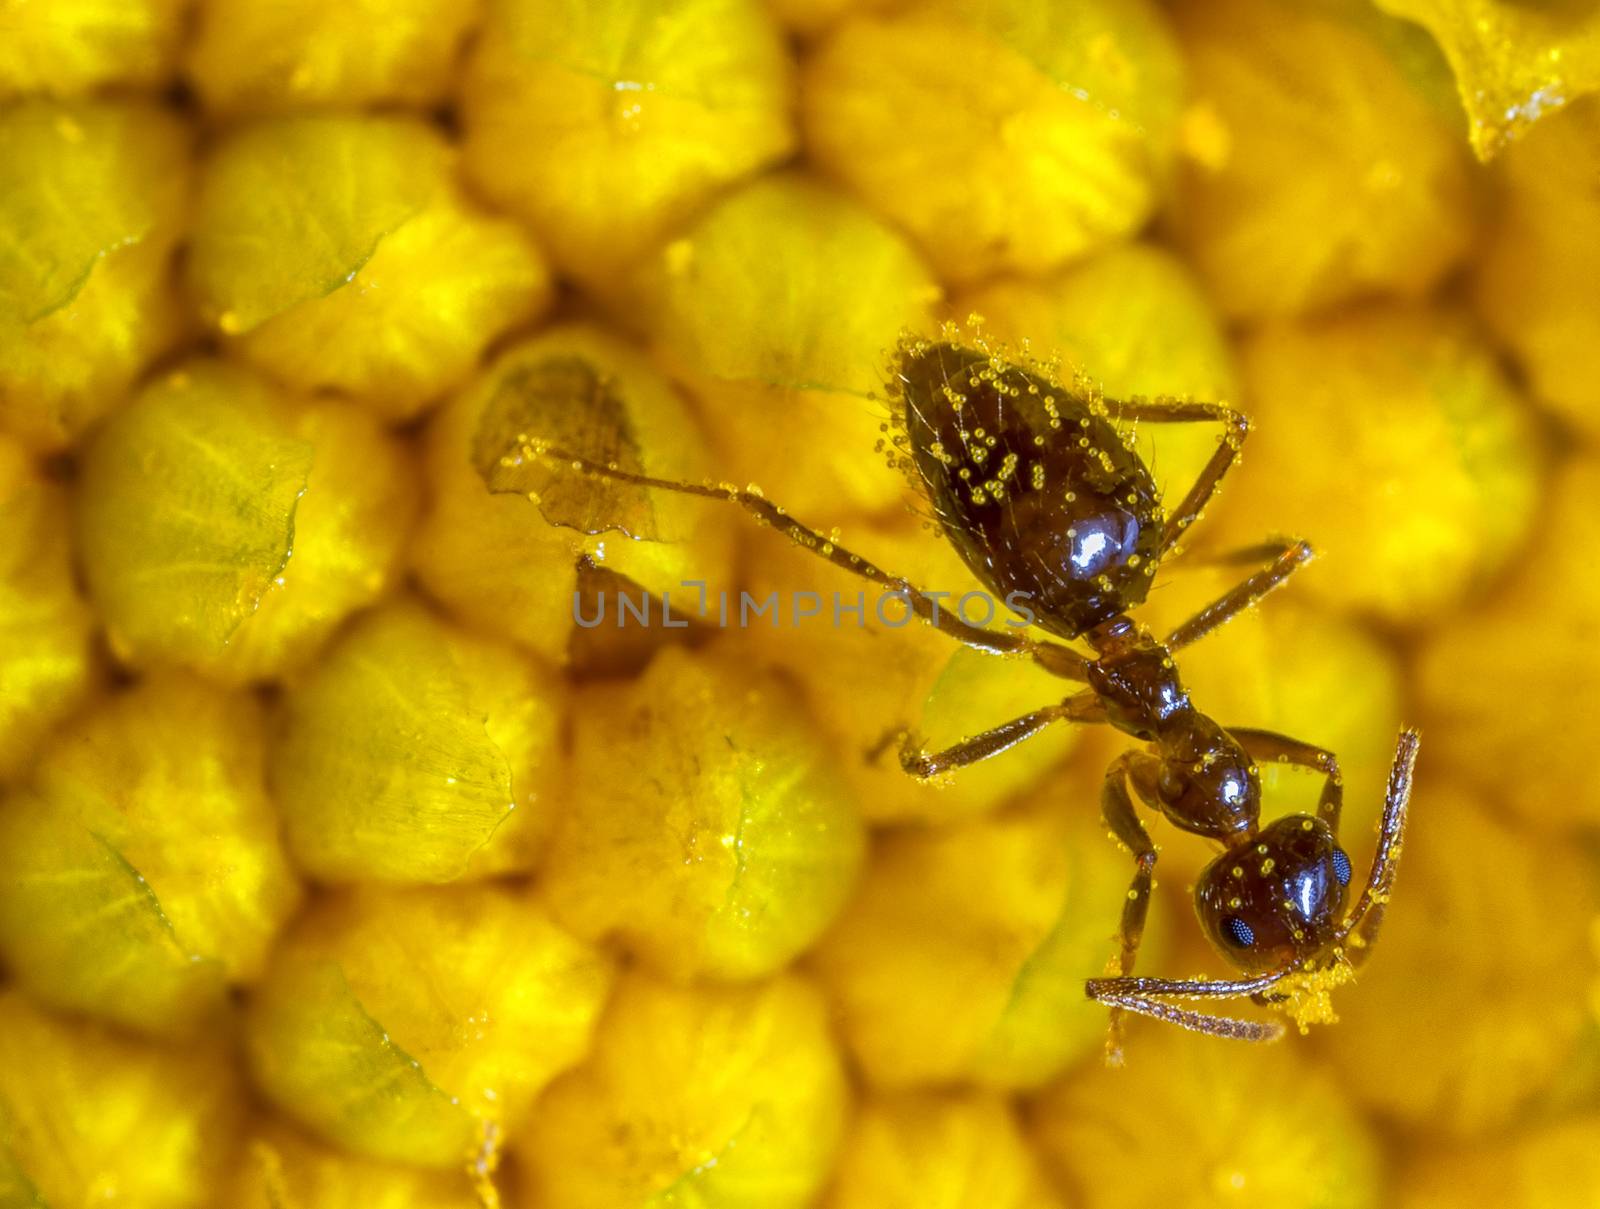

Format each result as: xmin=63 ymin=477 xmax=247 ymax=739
xmin=1228 ymin=897 xmax=1242 ymax=910
xmin=1302 ymin=819 xmax=1315 ymax=830
xmin=1260 ymin=859 xmax=1276 ymax=875
xmin=1231 ymin=867 xmax=1244 ymax=879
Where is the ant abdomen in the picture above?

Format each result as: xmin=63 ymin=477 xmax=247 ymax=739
xmin=891 ymin=340 xmax=1163 ymax=639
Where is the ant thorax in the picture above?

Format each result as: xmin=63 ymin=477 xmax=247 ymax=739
xmin=1082 ymin=622 xmax=1190 ymax=740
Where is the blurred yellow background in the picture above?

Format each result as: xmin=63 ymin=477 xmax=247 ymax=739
xmin=2 ymin=0 xmax=1599 ymax=1206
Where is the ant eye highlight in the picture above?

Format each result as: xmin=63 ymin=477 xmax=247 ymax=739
xmin=1332 ymin=848 xmax=1353 ymax=886
xmin=1222 ymin=916 xmax=1255 ymax=948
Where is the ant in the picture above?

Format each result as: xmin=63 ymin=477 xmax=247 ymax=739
xmin=484 ymin=323 xmax=1420 ymax=1051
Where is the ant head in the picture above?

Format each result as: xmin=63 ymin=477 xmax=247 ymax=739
xmin=1194 ymin=814 xmax=1353 ymax=974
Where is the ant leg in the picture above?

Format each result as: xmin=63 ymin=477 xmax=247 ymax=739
xmin=1103 ymin=752 xmax=1162 ymax=976
xmin=498 ymin=442 xmax=1091 ymax=682
xmin=1088 ymin=991 xmax=1285 ymax=1043
xmin=1162 ymin=538 xmax=1314 ymax=653
xmin=1230 ymin=728 xmax=1343 ymax=829
xmin=900 ymin=692 xmax=1103 ymax=779
xmin=1173 ymin=538 xmax=1308 ymax=568
xmin=1100 ymin=399 xmax=1250 ymax=553
xmin=1098 ymin=750 xmax=1167 ymax=1061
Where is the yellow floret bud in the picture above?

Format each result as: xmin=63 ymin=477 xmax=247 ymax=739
xmin=802 ymin=0 xmax=1185 ymax=284
xmin=542 ymin=643 xmax=865 ymax=981
xmin=1322 ymin=781 xmax=1597 ymax=1136
xmin=187 ymin=0 xmax=479 ymax=115
xmin=636 ymin=172 xmax=937 ymax=524
xmin=1171 ymin=0 xmax=1472 ymax=319
xmin=461 ymin=0 xmax=796 ymax=288
xmin=0 ymin=436 xmax=94 ymax=780
xmin=77 ymin=359 xmax=416 ymax=683
xmin=269 ymin=596 xmax=564 ymax=882
xmin=0 ymin=991 xmax=243 ymax=1207
xmin=0 ymin=99 xmax=188 ymax=452
xmin=1033 ymin=1023 xmax=1380 ymax=1209
xmin=826 ymin=1090 xmax=1062 ymax=1209
xmin=1209 ymin=304 xmax=1541 ymax=623
xmin=246 ymin=884 xmax=614 ymax=1169
xmin=812 ymin=754 xmax=1167 ymax=1087
xmin=74 ymin=358 xmax=314 ymax=668
xmin=0 ymin=674 xmax=303 ymax=1036
xmin=518 ymin=971 xmax=848 ymax=1209
xmin=189 ymin=114 xmax=552 ymax=421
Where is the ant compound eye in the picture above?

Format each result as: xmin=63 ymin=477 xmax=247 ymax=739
xmin=1221 ymin=916 xmax=1255 ymax=948
xmin=1332 ymin=848 xmax=1353 ymax=886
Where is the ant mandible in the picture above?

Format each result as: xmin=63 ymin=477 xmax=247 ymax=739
xmin=487 ymin=322 xmax=1421 ymax=1050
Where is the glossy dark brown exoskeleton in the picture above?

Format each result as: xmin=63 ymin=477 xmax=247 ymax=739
xmin=487 ymin=326 xmax=1421 ymax=1051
